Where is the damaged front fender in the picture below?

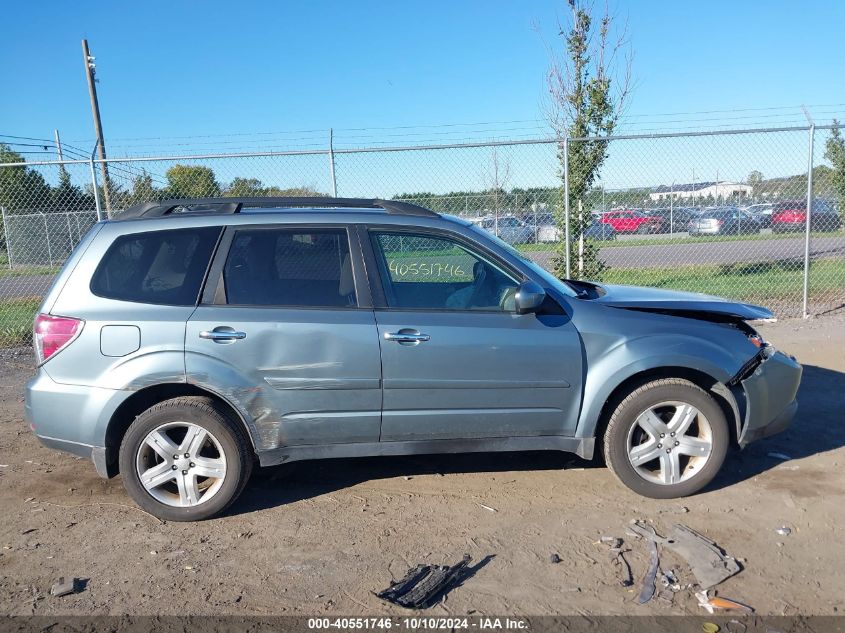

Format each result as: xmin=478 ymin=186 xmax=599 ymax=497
xmin=735 ymin=347 xmax=802 ymax=446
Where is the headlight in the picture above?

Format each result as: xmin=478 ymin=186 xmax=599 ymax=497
xmin=747 ymin=333 xmax=766 ymax=349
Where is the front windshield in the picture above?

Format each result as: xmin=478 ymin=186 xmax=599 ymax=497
xmin=468 ymin=225 xmax=579 ymax=298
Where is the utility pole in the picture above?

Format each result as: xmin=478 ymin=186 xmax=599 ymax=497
xmin=54 ymin=129 xmax=68 ymax=181
xmin=53 ymin=129 xmax=64 ymax=162
xmin=328 ymin=128 xmax=338 ymax=197
xmin=81 ymin=39 xmax=112 ymax=215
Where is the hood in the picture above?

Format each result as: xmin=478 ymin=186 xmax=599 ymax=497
xmin=592 ymin=283 xmax=773 ymax=321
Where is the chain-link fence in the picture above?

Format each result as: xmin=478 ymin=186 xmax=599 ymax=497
xmin=1 ymin=124 xmax=843 ymax=347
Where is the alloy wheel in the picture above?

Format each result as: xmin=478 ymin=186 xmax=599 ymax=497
xmin=625 ymin=401 xmax=713 ymax=485
xmin=135 ymin=421 xmax=227 ymax=507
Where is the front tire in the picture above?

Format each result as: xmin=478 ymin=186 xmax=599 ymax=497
xmin=603 ymin=379 xmax=728 ymax=498
xmin=119 ymin=397 xmax=254 ymax=521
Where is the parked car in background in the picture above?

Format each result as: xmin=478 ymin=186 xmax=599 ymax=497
xmin=534 ymin=214 xmax=616 ymax=242
xmin=600 ymin=209 xmax=663 ymax=234
xmin=534 ymin=213 xmax=560 ymax=242
xmin=478 ymin=215 xmax=534 ymax=244
xmin=688 ymin=207 xmax=761 ymax=236
xmin=744 ymin=203 xmax=774 ymax=228
xmin=26 ymin=196 xmax=802 ymax=520
xmin=644 ymin=207 xmax=700 ymax=233
xmin=583 ymin=218 xmax=617 ymax=241
xmin=771 ymin=199 xmax=842 ymax=233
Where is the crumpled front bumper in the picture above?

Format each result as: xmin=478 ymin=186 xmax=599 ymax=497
xmin=737 ymin=347 xmax=802 ymax=447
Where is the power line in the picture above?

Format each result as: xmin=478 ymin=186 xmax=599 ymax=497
xmin=0 ymin=133 xmax=56 ymax=143
xmin=61 ymin=102 xmax=845 ymax=147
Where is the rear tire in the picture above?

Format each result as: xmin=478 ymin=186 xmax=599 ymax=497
xmin=119 ymin=397 xmax=254 ymax=521
xmin=603 ymin=379 xmax=729 ymax=499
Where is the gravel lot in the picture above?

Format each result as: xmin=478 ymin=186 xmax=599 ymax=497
xmin=0 ymin=315 xmax=844 ymax=617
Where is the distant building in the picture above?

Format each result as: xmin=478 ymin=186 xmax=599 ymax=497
xmin=649 ymin=181 xmax=752 ymax=202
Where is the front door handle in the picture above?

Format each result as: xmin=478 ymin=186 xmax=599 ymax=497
xmin=384 ymin=330 xmax=430 ymax=344
xmin=199 ymin=329 xmax=247 ymax=342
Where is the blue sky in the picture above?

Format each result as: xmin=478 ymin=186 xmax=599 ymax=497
xmin=2 ymin=1 xmax=844 ymax=194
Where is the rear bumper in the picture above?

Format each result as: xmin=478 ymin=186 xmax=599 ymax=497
xmin=32 ymin=434 xmax=111 ymax=477
xmin=737 ymin=348 xmax=802 ymax=447
xmin=26 ymin=369 xmax=127 ymax=478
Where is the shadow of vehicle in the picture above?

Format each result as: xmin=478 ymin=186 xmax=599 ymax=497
xmin=228 ymin=363 xmax=842 ymax=514
xmin=232 ymin=449 xmax=589 ymax=515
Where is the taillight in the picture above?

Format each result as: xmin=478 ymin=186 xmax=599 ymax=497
xmin=33 ymin=314 xmax=83 ymax=364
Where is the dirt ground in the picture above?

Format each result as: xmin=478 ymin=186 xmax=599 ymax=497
xmin=1 ymin=315 xmax=844 ymax=617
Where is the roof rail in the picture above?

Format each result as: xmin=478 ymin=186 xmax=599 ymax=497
xmin=118 ymin=197 xmax=438 ymax=220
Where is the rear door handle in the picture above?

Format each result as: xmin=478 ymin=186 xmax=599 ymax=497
xmin=384 ymin=330 xmax=430 ymax=344
xmin=199 ymin=329 xmax=247 ymax=342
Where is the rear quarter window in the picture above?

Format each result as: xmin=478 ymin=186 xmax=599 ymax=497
xmin=90 ymin=227 xmax=221 ymax=305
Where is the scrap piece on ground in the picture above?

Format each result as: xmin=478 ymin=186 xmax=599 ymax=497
xmin=767 ymin=452 xmax=792 ymax=460
xmin=50 ymin=577 xmax=78 ymax=597
xmin=629 ymin=521 xmax=740 ymax=589
xmin=611 ymin=548 xmax=633 ymax=587
xmin=376 ymin=555 xmax=472 ymax=609
xmin=637 ymin=534 xmax=659 ymax=604
xmin=660 ymin=569 xmax=681 ymax=592
xmin=600 ymin=536 xmax=623 ymax=548
xmin=695 ymin=590 xmax=754 ymax=614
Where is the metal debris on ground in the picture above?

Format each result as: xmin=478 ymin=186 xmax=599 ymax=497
xmin=695 ymin=590 xmax=754 ymax=614
xmin=598 ymin=536 xmax=633 ymax=587
xmin=478 ymin=504 xmax=497 ymax=513
xmin=50 ymin=577 xmax=78 ymax=597
xmin=611 ymin=548 xmax=633 ymax=588
xmin=629 ymin=520 xmax=740 ymax=589
xmin=767 ymin=452 xmax=792 ymax=460
xmin=637 ymin=527 xmax=660 ymax=604
xmin=549 ymin=553 xmax=561 ymax=564
xmin=659 ymin=569 xmax=681 ymax=592
xmin=376 ymin=554 xmax=472 ymax=609
xmin=775 ymin=526 xmax=792 ymax=536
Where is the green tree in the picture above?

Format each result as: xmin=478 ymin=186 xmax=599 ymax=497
xmin=51 ymin=169 xmax=94 ymax=211
xmin=263 ymin=185 xmax=328 ymax=197
xmin=824 ymin=122 xmax=845 ymax=219
xmin=545 ymin=0 xmax=631 ymax=279
xmin=164 ymin=165 xmax=220 ymax=199
xmin=747 ymin=170 xmax=763 ymax=200
xmin=224 ymin=177 xmax=265 ymax=197
xmin=0 ymin=144 xmax=52 ymax=213
xmin=125 ymin=173 xmax=160 ymax=205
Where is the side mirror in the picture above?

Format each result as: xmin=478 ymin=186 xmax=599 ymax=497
xmin=514 ymin=280 xmax=546 ymax=314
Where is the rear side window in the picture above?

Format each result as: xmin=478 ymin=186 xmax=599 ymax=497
xmin=223 ymin=228 xmax=356 ymax=307
xmin=91 ymin=227 xmax=220 ymax=305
